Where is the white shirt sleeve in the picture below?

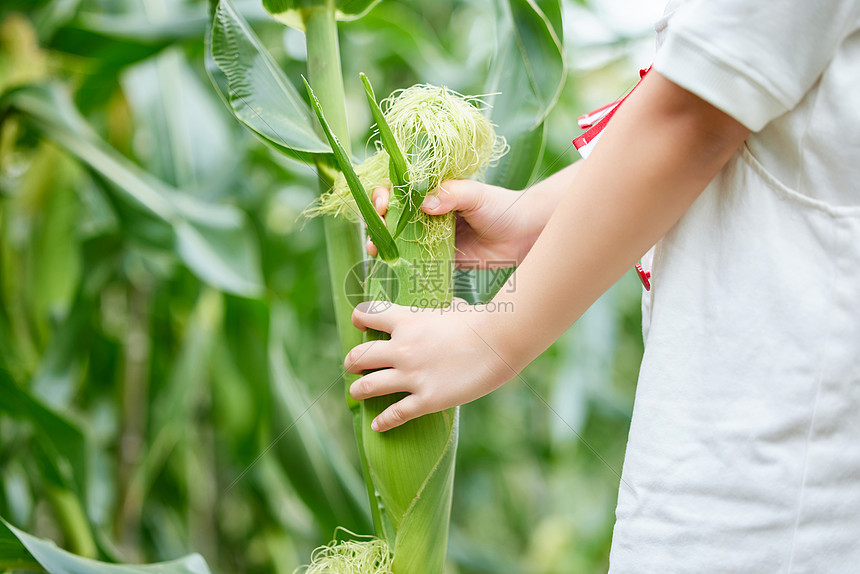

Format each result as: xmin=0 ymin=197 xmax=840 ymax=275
xmin=653 ymin=0 xmax=860 ymax=131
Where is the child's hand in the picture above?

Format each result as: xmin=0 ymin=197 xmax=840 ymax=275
xmin=344 ymin=300 xmax=515 ymax=431
xmin=366 ymin=180 xmax=541 ymax=268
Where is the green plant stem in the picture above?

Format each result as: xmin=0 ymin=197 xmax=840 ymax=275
xmin=305 ymin=2 xmax=350 ymax=158
xmin=303 ymin=1 xmax=384 ymax=537
xmin=304 ymin=1 xmax=362 ymax=369
xmin=45 ymin=486 xmax=97 ymax=559
xmin=116 ymin=283 xmax=151 ymax=558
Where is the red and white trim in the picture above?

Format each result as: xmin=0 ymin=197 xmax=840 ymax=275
xmin=574 ymin=67 xmax=654 ymax=290
xmin=577 ymin=99 xmax=621 ymax=130
xmin=573 ymin=67 xmax=651 ymax=160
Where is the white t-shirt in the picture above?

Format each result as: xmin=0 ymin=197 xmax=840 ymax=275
xmin=610 ymin=1 xmax=860 ymax=572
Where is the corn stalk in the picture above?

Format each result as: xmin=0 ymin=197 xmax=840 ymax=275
xmin=208 ymin=0 xmax=565 ymax=570
xmin=301 ymin=1 xmax=389 ymax=539
xmin=304 ymin=73 xmax=459 ymax=571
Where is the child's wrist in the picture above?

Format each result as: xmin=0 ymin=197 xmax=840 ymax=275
xmin=463 ymin=302 xmax=529 ymax=388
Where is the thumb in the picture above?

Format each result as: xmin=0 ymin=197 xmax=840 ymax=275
xmin=421 ymin=179 xmax=486 ymax=216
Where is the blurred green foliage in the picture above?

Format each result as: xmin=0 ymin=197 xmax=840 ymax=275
xmin=0 ymin=0 xmax=651 ymax=572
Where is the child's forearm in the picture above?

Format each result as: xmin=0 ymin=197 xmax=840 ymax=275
xmin=345 ymin=72 xmax=749 ymax=432
xmin=483 ymin=72 xmax=750 ymax=371
xmin=520 ymin=162 xmax=582 ymax=237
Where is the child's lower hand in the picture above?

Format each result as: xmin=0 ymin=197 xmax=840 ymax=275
xmin=366 ymin=180 xmax=540 ymax=268
xmin=344 ymin=300 xmax=514 ymax=431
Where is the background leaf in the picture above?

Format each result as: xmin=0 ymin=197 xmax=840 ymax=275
xmin=121 ymin=48 xmax=238 ymax=200
xmin=2 ymin=84 xmax=264 ymax=297
xmin=262 ymin=0 xmax=381 ymax=30
xmin=208 ymin=0 xmax=330 ymax=162
xmin=484 ymin=0 xmax=565 ymax=190
xmin=1 ymin=518 xmax=212 ymax=573
xmin=0 ymin=370 xmax=87 ymax=499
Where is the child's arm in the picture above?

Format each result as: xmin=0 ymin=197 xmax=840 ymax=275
xmin=347 ymin=71 xmax=750 ymax=432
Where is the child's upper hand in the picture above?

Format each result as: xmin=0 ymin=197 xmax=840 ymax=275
xmin=344 ymin=300 xmax=514 ymax=431
xmin=366 ymin=180 xmax=539 ymax=268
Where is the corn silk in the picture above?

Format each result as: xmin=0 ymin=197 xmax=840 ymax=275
xmin=309 ymin=84 xmax=507 ymax=254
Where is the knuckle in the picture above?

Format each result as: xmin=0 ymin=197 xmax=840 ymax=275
xmin=471 ymin=186 xmax=488 ymax=212
xmin=388 ymin=404 xmax=406 ymax=423
xmin=440 ymin=179 xmax=461 ymax=194
xmin=346 ymin=348 xmax=358 ymax=366
xmin=359 ymin=378 xmax=374 ymax=395
xmin=413 ymin=374 xmax=429 ymax=391
xmin=396 ymin=342 xmax=413 ymax=359
xmin=445 ymin=178 xmax=478 ymax=198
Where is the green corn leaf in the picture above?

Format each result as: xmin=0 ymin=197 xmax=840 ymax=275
xmin=0 ymin=369 xmax=98 ymax=558
xmin=1 ymin=84 xmax=264 ymax=297
xmin=0 ymin=520 xmax=41 ymax=572
xmin=358 ymin=202 xmax=457 ymax=573
xmin=208 ymin=0 xmax=330 ymax=162
xmin=390 ymin=411 xmax=458 ymax=573
xmin=484 ymin=0 xmax=565 ymax=190
xmin=122 ymin=48 xmax=238 ymax=200
xmin=359 ymin=73 xmax=408 ymax=193
xmin=393 ymin=132 xmax=432 ymax=240
xmin=262 ymin=0 xmax=381 ymax=30
xmin=361 ymin=393 xmax=458 ymax=574
xmin=268 ymin=302 xmax=373 ymax=534
xmin=217 ymin=298 xmax=372 ymax=536
xmin=393 ymin=176 xmax=429 ymax=240
xmin=0 ymin=370 xmax=87 ymax=500
xmin=303 ymin=76 xmax=399 ymax=262
xmin=121 ymin=290 xmax=223 ymax=528
xmin=68 ymin=6 xmax=210 ymax=43
xmin=0 ymin=518 xmax=212 ymax=573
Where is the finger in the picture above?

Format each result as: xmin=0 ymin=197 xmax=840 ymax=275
xmin=366 ymin=238 xmax=378 ymax=257
xmin=371 ymin=394 xmax=424 ymax=432
xmin=422 ymin=179 xmax=486 ymax=216
xmin=352 ymin=301 xmax=409 ymax=334
xmin=372 ymin=186 xmax=389 ymax=217
xmin=349 ymin=369 xmax=411 ymax=401
xmin=344 ymin=340 xmax=395 ymax=374
xmin=363 ymin=188 xmax=386 ymax=240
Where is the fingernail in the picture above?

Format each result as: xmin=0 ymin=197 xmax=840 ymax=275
xmin=422 ymin=194 xmax=440 ymax=210
xmin=371 ymin=419 xmax=380 ymax=431
xmin=375 ymin=197 xmax=384 ymax=210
